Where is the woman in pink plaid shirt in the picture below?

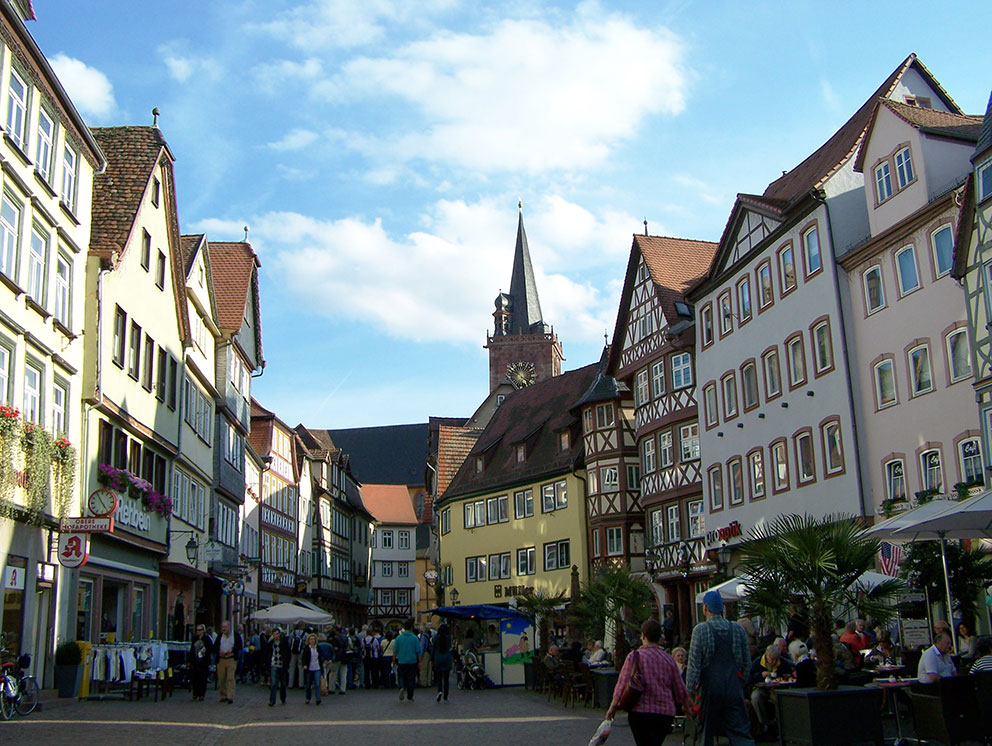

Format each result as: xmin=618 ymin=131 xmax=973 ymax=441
xmin=607 ymin=619 xmax=688 ymax=746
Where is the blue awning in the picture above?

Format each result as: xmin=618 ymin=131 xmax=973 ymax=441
xmin=429 ymin=604 xmax=531 ymax=622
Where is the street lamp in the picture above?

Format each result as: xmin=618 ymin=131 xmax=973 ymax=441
xmin=449 ymin=587 xmax=459 ymax=605
xmin=185 ymin=535 xmax=199 ymax=564
xmin=716 ymin=543 xmax=733 ymax=570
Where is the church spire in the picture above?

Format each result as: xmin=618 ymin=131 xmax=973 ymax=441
xmin=506 ymin=204 xmax=546 ymax=335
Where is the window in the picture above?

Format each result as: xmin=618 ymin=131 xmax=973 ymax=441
xmin=591 ymin=529 xmax=601 ymax=557
xmin=151 ymin=177 xmax=161 ymax=207
xmin=517 ymin=547 xmax=535 ymax=576
xmin=52 ymin=380 xmax=67 ymax=435
xmin=6 ymin=68 xmax=27 ymax=148
xmin=141 ymin=230 xmax=151 ymax=270
xmin=541 ymin=480 xmax=567 ymax=512
xmin=641 ymin=436 xmax=656 ymax=473
xmin=36 ymin=109 xmax=55 ymax=182
xmin=583 ymin=408 xmax=594 ymax=433
xmin=168 ymin=357 xmax=178 ymax=410
xmin=920 ymin=449 xmax=942 ymax=491
xmin=947 ymin=329 xmax=971 ymax=382
xmin=514 ymin=489 xmax=533 ymax=519
xmin=757 ymin=262 xmax=774 ymax=308
xmin=156 ymin=349 xmax=167 ymax=401
xmin=128 ymin=321 xmax=141 ymax=379
xmin=596 ymin=403 xmax=615 ymax=428
xmin=659 ymin=430 xmax=673 ymax=468
xmin=23 ymin=362 xmax=41 ymax=423
xmin=398 ymin=530 xmax=411 ymax=549
xmin=474 ymin=456 xmax=483 ymax=474
xmin=1 ymin=195 xmax=21 ymax=280
xmin=112 ymin=307 xmax=126 ymax=367
xmin=61 ymin=146 xmax=77 ymax=208
xmin=709 ymin=464 xmax=723 ymax=511
xmin=728 ymin=458 xmax=743 ymax=505
xmin=812 ymin=321 xmax=833 ymax=374
xmin=931 ymin=225 xmax=953 ymax=278
xmin=719 ymin=292 xmax=733 ymax=335
xmin=635 ymin=369 xmax=649 ymax=407
xmin=896 ymin=246 xmax=920 ymax=295
xmin=651 ymin=360 xmax=665 ymax=398
xmin=602 ymin=465 xmax=619 ymax=490
xmin=679 ymin=423 xmax=699 ymax=462
xmin=885 ymin=459 xmax=906 ymax=501
xmin=463 ymin=500 xmax=484 ymax=528
xmin=638 ymin=309 xmax=654 ymax=340
xmin=763 ymin=349 xmax=781 ymax=399
xmin=796 ymin=431 xmax=815 ymax=483
xmin=666 ymin=505 xmax=680 ymax=541
xmin=772 ymin=440 xmax=789 ymax=491
xmin=909 ymin=344 xmax=933 ymax=396
xmin=741 ymin=362 xmax=758 ymax=410
xmin=737 ymin=276 xmax=752 ymax=322
xmin=787 ymin=336 xmax=806 ymax=387
xmin=822 ymin=420 xmax=844 ymax=475
xmin=543 ymin=540 xmax=569 ymax=571
xmin=779 ymin=243 xmax=797 ymax=293
xmin=487 ymin=553 xmax=510 ymax=580
xmin=486 ymin=495 xmax=508 ymax=524
xmin=874 ymin=359 xmax=897 ymax=408
xmin=863 ymin=266 xmax=885 ymax=314
xmin=688 ymin=500 xmax=705 ymax=538
xmin=142 ymin=334 xmax=154 ymax=391
xmin=606 ymin=526 xmax=623 ymax=556
xmin=980 ymin=159 xmax=992 ymax=203
xmin=649 ymin=508 xmax=663 ymax=546
xmin=381 ymin=562 xmax=395 ymax=578
xmin=960 ymin=439 xmax=983 ymax=484
xmin=515 ymin=444 xmax=526 ymax=463
xmin=54 ymin=254 xmax=71 ymax=328
xmin=701 ymin=304 xmax=713 ymax=345
xmin=875 ymin=161 xmax=893 ymax=202
xmin=381 ymin=529 xmax=393 ymax=549
xmin=183 ymin=376 xmax=212 ymax=443
xmin=558 ymin=430 xmax=570 ymax=451
xmin=27 ymin=226 xmax=47 ymax=303
xmin=895 ymin=147 xmax=914 ymax=189
xmin=721 ymin=373 xmax=737 ymax=418
xmin=803 ymin=226 xmax=821 ymax=276
xmin=749 ymin=449 xmax=765 ymax=498
xmin=672 ymin=352 xmax=692 ymax=389
xmin=156 ymin=251 xmax=166 ymax=289
xmin=704 ymin=384 xmax=718 ymax=427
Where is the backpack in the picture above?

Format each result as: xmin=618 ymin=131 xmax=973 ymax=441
xmin=343 ymin=635 xmax=357 ymax=661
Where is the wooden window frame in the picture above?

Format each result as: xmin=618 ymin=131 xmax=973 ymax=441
xmin=786 ymin=333 xmax=807 ymax=390
xmin=721 ymin=371 xmax=738 ymax=421
xmin=718 ymin=290 xmax=733 ymax=338
xmin=708 ymin=464 xmax=724 ymax=513
xmin=756 ymin=259 xmax=775 ymax=312
xmin=863 ymin=264 xmax=886 ymax=316
xmin=894 ymin=244 xmax=921 ymax=298
xmin=700 ymin=302 xmax=714 ymax=348
xmin=942 ymin=322 xmax=971 ymax=386
xmin=820 ymin=416 xmax=846 ymax=478
xmin=736 ymin=274 xmax=752 ymax=326
xmin=727 ymin=456 xmax=744 ymax=506
xmin=703 ymin=381 xmax=719 ymax=430
xmin=740 ymin=358 xmax=759 ymax=412
xmin=810 ymin=316 xmax=834 ymax=378
xmin=794 ymin=427 xmax=816 ymax=485
xmin=800 ymin=221 xmax=822 ymax=280
xmin=871 ymin=354 xmax=898 ymax=411
xmin=777 ymin=241 xmax=798 ymax=297
xmin=770 ymin=437 xmax=790 ymax=494
xmin=905 ymin=339 xmax=934 ymax=398
xmin=747 ymin=447 xmax=766 ymax=501
xmin=761 ymin=346 xmax=782 ymax=402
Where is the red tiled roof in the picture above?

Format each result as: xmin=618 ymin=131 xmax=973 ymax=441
xmin=180 ymin=234 xmax=203 ymax=275
xmin=436 ymin=425 xmax=483 ymax=497
xmin=361 ymin=484 xmax=418 ymax=525
xmin=210 ymin=241 xmax=259 ymax=331
xmin=636 ymin=235 xmax=719 ymax=321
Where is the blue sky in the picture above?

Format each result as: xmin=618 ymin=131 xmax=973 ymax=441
xmin=33 ymin=1 xmax=992 ymax=428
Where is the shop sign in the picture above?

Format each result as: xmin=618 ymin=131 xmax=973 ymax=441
xmin=58 ymin=533 xmax=90 ymax=568
xmin=705 ymin=520 xmax=743 ymax=547
xmin=60 ymin=516 xmax=114 ymax=533
xmin=204 ymin=540 xmax=223 ymax=562
xmin=3 ymin=565 xmax=26 ymax=589
xmin=113 ymin=492 xmax=168 ymax=545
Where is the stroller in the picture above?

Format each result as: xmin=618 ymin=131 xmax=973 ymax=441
xmin=455 ymin=650 xmax=486 ymax=690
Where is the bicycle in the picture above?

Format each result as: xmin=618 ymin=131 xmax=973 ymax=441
xmin=0 ymin=651 xmax=40 ymax=719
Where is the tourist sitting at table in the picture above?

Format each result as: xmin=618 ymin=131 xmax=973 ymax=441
xmin=864 ymin=630 xmax=899 ymax=668
xmin=957 ymin=623 xmax=978 ymax=660
xmin=917 ymin=632 xmax=956 ymax=683
xmin=773 ymin=636 xmax=791 ymax=663
xmin=833 ymin=636 xmax=859 ymax=680
xmin=543 ymin=645 xmax=562 ymax=672
xmin=968 ymin=637 xmax=992 ymax=673
xmin=749 ymin=644 xmax=793 ymax=736
xmin=586 ymin=640 xmax=608 ymax=665
xmin=840 ymin=620 xmax=869 ymax=660
xmin=787 ymin=641 xmax=816 ymax=688
xmin=671 ymin=647 xmax=687 ymax=681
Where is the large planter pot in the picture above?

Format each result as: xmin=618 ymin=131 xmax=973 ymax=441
xmin=775 ymin=686 xmax=883 ymax=746
xmin=54 ymin=664 xmax=82 ymax=698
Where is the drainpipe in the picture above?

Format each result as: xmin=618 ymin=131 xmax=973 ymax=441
xmin=814 ymin=189 xmax=871 ymax=519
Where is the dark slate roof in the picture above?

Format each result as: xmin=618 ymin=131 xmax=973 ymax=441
xmin=442 ymin=364 xmax=597 ymax=501
xmin=573 ymin=346 xmax=621 ymax=409
xmin=974 ymin=89 xmax=992 ymax=163
xmin=321 ymin=423 xmax=430 ymax=486
xmin=506 ymin=209 xmax=547 ymax=334
xmin=952 ymin=173 xmax=975 ymax=282
xmin=180 ymin=234 xmax=203 ymax=275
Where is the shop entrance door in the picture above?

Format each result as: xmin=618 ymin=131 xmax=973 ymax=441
xmin=1 ymin=556 xmax=27 ymax=656
xmin=101 ymin=580 xmax=126 ymax=642
xmin=33 ymin=587 xmax=52 ymax=685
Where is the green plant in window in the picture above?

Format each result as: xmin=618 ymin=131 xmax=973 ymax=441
xmin=52 ymin=436 xmax=76 ymax=519
xmin=21 ymin=422 xmax=54 ymax=524
xmin=0 ymin=405 xmax=22 ymax=517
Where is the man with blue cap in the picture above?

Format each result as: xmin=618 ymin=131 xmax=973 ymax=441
xmin=686 ymin=590 xmax=755 ymax=745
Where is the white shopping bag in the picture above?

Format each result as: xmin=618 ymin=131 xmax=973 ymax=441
xmin=587 ymin=718 xmax=613 ymax=746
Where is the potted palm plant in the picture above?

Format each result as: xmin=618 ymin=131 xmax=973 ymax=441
xmin=740 ymin=514 xmax=904 ymax=746
xmin=54 ymin=640 xmax=83 ymax=698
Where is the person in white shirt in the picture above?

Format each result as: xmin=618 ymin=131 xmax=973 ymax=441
xmin=587 ymin=640 xmax=607 ymax=664
xmin=917 ymin=632 xmax=957 ymax=683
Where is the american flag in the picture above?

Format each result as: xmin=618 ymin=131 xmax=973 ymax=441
xmin=880 ymin=541 xmax=902 ymax=577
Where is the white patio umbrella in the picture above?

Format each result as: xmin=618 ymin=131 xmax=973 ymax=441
xmin=694 ymin=571 xmax=893 ymax=604
xmin=252 ymin=602 xmax=334 ymax=626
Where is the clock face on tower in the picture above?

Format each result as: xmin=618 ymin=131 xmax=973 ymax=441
xmin=507 ymin=360 xmax=537 ymax=388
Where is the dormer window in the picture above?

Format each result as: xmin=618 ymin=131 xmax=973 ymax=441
xmin=558 ymin=431 xmax=570 ymax=451
xmin=894 ymin=147 xmax=914 ymax=189
xmin=875 ymin=162 xmax=893 ymax=203
xmin=903 ymin=95 xmax=931 ymax=109
xmin=515 ymin=444 xmax=526 ymax=463
xmin=674 ymin=301 xmax=692 ymax=319
xmin=475 ymin=456 xmax=484 ymax=474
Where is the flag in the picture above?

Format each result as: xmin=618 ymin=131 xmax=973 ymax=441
xmin=880 ymin=541 xmax=902 ymax=577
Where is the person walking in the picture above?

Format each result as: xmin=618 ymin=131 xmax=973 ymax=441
xmin=418 ymin=625 xmax=433 ymax=688
xmin=381 ymin=630 xmax=396 ymax=689
xmin=364 ymin=627 xmax=381 ymax=688
xmin=432 ymin=623 xmax=453 ymax=703
xmin=394 ymin=618 xmax=422 ymax=702
xmin=268 ymin=627 xmax=291 ymax=707
xmin=302 ymin=633 xmax=327 ymax=705
xmin=288 ymin=624 xmax=306 ymax=688
xmin=606 ymin=619 xmax=687 ymax=746
xmin=686 ymin=591 xmax=755 ymax=746
xmin=188 ymin=624 xmax=212 ymax=701
xmin=317 ymin=633 xmax=335 ymax=690
xmin=330 ymin=625 xmax=350 ymax=695
xmin=215 ymin=620 xmax=242 ymax=704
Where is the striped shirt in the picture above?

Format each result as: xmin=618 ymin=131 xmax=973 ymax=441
xmin=613 ymin=644 xmax=687 ymax=715
xmin=969 ymin=655 xmax=992 ymax=673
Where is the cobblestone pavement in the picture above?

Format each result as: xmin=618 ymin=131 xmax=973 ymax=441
xmin=0 ymin=683 xmax=671 ymax=746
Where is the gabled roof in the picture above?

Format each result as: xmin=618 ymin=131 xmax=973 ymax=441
xmin=607 ymin=234 xmax=717 ymax=374
xmin=435 ymin=424 xmax=483 ymax=498
xmin=442 ymin=363 xmax=597 ymax=501
xmin=974 ymin=89 xmax=992 ymax=164
xmin=361 ymin=484 xmax=418 ymax=526
xmin=854 ymin=99 xmax=984 ymax=172
xmin=180 ymin=234 xmax=203 ymax=275
xmin=574 ymin=346 xmax=623 ymax=409
xmin=178 ymin=233 xmax=220 ymax=329
xmin=210 ymin=240 xmax=263 ymax=366
xmin=322 ymin=423 xmax=430 ymax=486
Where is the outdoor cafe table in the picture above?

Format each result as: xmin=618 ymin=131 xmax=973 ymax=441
xmin=591 ymin=668 xmax=619 ymax=708
xmin=868 ymin=678 xmax=914 ymax=744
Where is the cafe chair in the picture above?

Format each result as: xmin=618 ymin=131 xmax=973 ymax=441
xmin=907 ymin=676 xmax=982 ymax=746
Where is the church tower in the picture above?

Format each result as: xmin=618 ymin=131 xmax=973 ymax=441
xmin=485 ymin=204 xmax=564 ymax=392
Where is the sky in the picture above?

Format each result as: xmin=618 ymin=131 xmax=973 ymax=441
xmin=31 ymin=1 xmax=992 ymax=429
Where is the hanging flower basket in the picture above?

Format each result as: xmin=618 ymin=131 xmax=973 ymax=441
xmin=96 ymin=463 xmax=172 ymax=518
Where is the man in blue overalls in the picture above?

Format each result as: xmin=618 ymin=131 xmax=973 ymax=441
xmin=686 ymin=591 xmax=755 ymax=746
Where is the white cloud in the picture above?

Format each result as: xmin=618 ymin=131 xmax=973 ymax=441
xmin=268 ymin=128 xmax=319 ymax=151
xmin=190 ymin=218 xmax=249 ymax=242
xmin=50 ymin=54 xmax=115 ymax=120
xmin=673 ymin=174 xmax=726 ymax=207
xmin=253 ymin=57 xmax=323 ymax=93
xmin=212 ymin=196 xmax=633 ymax=346
xmin=313 ymin=7 xmax=689 ymax=173
xmin=158 ymin=44 xmax=223 ymax=83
